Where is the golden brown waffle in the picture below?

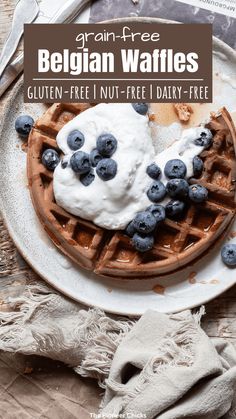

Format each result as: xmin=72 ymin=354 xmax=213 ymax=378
xmin=27 ymin=105 xmax=236 ymax=279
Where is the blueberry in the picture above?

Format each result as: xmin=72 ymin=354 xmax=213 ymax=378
xmin=133 ymin=211 xmax=157 ymax=234
xmin=166 ymin=200 xmax=185 ymax=218
xmin=164 ymin=159 xmax=187 ymax=179
xmin=194 ymin=128 xmax=213 ymax=148
xmin=125 ymin=220 xmax=136 ymax=237
xmin=132 ymin=103 xmax=148 ymax=115
xmin=90 ymin=148 xmax=103 ymax=167
xmin=15 ymin=115 xmax=34 ymax=138
xmin=67 ymin=130 xmax=85 ymax=151
xmin=147 ymin=204 xmax=166 ymax=223
xmin=146 ymin=163 xmax=161 ymax=180
xmin=189 ymin=184 xmax=208 ymax=203
xmin=166 ymin=178 xmax=189 ymax=199
xmin=42 ymin=149 xmax=60 ymax=171
xmin=221 ymin=243 xmax=236 ymax=267
xmin=132 ymin=233 xmax=154 ymax=252
xmin=96 ymin=158 xmax=117 ymax=181
xmin=80 ymin=169 xmax=95 ymax=186
xmin=193 ymin=156 xmax=204 ymax=177
xmin=97 ymin=134 xmax=117 ymax=157
xmin=70 ymin=151 xmax=91 ymax=174
xmin=147 ymin=181 xmax=166 ymax=203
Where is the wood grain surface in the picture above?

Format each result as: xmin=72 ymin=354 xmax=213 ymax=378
xmin=0 ymin=0 xmax=236 ymax=349
xmin=0 ymin=3 xmax=235 ymax=417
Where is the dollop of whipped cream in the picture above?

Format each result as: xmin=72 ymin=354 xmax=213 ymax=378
xmin=53 ymin=104 xmax=205 ymax=230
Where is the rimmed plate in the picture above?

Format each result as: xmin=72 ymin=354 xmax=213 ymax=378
xmin=1 ymin=17 xmax=236 ymax=316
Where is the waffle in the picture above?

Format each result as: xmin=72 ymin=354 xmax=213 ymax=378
xmin=27 ymin=105 xmax=236 ymax=279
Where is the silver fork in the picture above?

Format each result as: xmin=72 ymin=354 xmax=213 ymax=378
xmin=0 ymin=0 xmax=39 ymax=77
xmin=0 ymin=0 xmax=91 ymax=98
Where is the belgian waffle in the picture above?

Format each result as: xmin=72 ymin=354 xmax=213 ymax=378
xmin=27 ymin=104 xmax=236 ymax=279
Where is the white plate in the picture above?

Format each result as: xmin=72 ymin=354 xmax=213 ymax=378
xmin=1 ymin=18 xmax=236 ymax=316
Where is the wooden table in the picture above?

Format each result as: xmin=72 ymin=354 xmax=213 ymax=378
xmin=0 ymin=0 xmax=236 ymax=351
xmin=0 ymin=2 xmax=235 ymax=417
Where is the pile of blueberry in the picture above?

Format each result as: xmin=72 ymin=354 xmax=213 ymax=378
xmin=41 ymin=131 xmax=118 ymax=186
xmin=126 ymin=128 xmax=214 ymax=253
xmin=40 ymin=102 xmax=148 ymax=182
xmin=126 ymin=204 xmax=166 ymax=252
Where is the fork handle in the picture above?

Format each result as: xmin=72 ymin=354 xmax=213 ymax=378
xmin=0 ymin=53 xmax=24 ymax=98
xmin=0 ymin=0 xmax=39 ymax=77
xmin=0 ymin=0 xmax=91 ymax=98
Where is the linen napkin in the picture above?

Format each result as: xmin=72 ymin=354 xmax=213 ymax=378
xmin=100 ymin=310 xmax=236 ymax=418
xmin=0 ymin=279 xmax=236 ymax=418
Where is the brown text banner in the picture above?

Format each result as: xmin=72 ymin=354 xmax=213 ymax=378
xmin=24 ymin=23 xmax=212 ymax=103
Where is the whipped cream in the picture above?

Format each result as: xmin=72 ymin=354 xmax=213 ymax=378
xmin=53 ymin=104 xmax=205 ymax=230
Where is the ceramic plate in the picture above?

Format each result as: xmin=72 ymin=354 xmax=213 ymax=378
xmin=1 ymin=18 xmax=236 ymax=316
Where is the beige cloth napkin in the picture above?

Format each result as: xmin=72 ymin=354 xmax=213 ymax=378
xmin=0 ymin=280 xmax=236 ymax=418
xmin=100 ymin=310 xmax=236 ymax=418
